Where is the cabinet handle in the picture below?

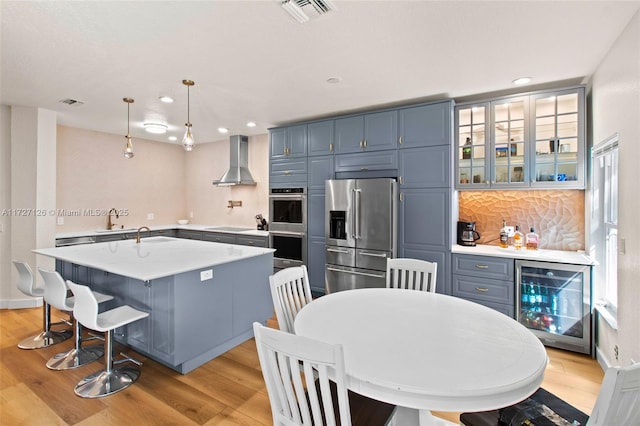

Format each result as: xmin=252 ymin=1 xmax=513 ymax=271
xmin=399 ymin=192 xmax=404 ymax=202
xmin=398 ymin=136 xmax=403 ymax=145
xmin=398 ymin=176 xmax=404 ymax=185
xmin=475 ymin=287 xmax=489 ymax=292
xmin=360 ymin=167 xmax=369 ymax=171
xmin=475 ymin=264 xmax=489 ymax=269
xmin=359 ymin=140 xmax=363 ymax=149
xmin=329 ymin=143 xmax=333 ymax=152
xmin=284 ymin=171 xmax=291 ymax=175
xmin=363 ymin=139 xmax=367 ymax=148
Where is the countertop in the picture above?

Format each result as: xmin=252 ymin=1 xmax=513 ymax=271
xmin=452 ymin=244 xmax=595 ymax=265
xmin=56 ymin=224 xmax=269 ymax=239
xmin=35 ymin=236 xmax=275 ymax=281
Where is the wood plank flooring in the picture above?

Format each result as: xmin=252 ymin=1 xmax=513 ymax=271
xmin=0 ymin=307 xmax=604 ymax=425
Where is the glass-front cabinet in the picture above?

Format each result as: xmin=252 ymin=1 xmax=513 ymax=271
xmin=455 ymin=86 xmax=585 ymax=189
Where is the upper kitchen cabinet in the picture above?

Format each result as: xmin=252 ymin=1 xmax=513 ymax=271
xmin=334 ymin=110 xmax=397 ymax=154
xmin=270 ymin=124 xmax=307 ymax=159
xmin=398 ymin=101 xmax=452 ymax=148
xmin=307 ymin=120 xmax=335 ymax=156
xmin=455 ymin=86 xmax=585 ymax=190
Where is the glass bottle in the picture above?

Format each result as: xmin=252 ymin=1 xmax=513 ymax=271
xmin=499 ymin=219 xmax=509 ymax=248
xmin=513 ymin=225 xmax=524 ymax=250
xmin=526 ymin=227 xmax=539 ymax=250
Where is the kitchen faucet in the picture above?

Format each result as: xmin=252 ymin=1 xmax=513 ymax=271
xmin=107 ymin=208 xmax=119 ymax=230
xmin=136 ymin=226 xmax=150 ymax=243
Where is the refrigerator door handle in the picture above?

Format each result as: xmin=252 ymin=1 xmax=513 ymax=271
xmin=327 ymin=247 xmax=351 ymax=254
xmin=354 ymin=188 xmax=362 ymax=239
xmin=326 ymin=266 xmax=386 ymax=279
xmin=358 ymin=251 xmax=388 ymax=258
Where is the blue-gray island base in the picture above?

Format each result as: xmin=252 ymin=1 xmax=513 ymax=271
xmin=35 ymin=237 xmax=275 ymax=374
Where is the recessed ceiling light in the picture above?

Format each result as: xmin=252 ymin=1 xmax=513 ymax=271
xmin=218 ymin=127 xmax=229 ymax=134
xmin=144 ymin=123 xmax=168 ymax=134
xmin=246 ymin=121 xmax=256 ymax=128
xmin=326 ymin=77 xmax=341 ymax=84
xmin=159 ymin=95 xmax=174 ymax=103
xmin=512 ymin=77 xmax=532 ymax=85
xmin=168 ymin=136 xmax=177 ymax=141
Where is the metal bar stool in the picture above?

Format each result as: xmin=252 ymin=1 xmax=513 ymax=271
xmin=38 ymin=268 xmax=114 ymax=370
xmin=13 ymin=260 xmax=72 ymax=349
xmin=66 ymin=280 xmax=149 ymax=398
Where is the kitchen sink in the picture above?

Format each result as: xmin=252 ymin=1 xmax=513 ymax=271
xmin=205 ymin=226 xmax=253 ymax=232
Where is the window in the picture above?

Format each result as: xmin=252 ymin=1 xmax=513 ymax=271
xmin=592 ymin=134 xmax=618 ymax=317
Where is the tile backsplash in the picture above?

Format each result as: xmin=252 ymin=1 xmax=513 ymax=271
xmin=458 ymin=190 xmax=585 ymax=251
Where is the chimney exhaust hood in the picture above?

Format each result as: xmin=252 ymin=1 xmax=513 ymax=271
xmin=212 ymin=135 xmax=257 ymax=186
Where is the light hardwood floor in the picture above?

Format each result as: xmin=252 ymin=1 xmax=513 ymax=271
xmin=0 ymin=307 xmax=603 ymax=425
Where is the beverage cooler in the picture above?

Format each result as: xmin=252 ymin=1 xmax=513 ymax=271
xmin=516 ymin=260 xmax=591 ymax=355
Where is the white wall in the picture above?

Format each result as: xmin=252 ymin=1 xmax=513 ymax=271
xmin=589 ymin=9 xmax=640 ymax=367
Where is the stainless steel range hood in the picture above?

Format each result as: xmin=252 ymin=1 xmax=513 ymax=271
xmin=213 ymin=135 xmax=257 ymax=186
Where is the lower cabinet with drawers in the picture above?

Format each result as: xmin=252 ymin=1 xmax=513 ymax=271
xmin=452 ymin=253 xmax=515 ymax=317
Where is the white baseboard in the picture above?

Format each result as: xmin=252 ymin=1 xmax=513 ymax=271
xmin=0 ymin=297 xmax=43 ymax=310
xmin=595 ymin=345 xmax=612 ymax=371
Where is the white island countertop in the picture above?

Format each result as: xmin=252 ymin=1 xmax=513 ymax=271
xmin=56 ymin=224 xmax=269 ymax=239
xmin=452 ymin=244 xmax=595 ymax=265
xmin=35 ymin=236 xmax=275 ymax=281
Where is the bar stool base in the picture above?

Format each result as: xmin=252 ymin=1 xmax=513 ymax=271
xmin=17 ymin=329 xmax=72 ymax=350
xmin=46 ymin=344 xmax=104 ymax=370
xmin=74 ymin=365 xmax=141 ymax=398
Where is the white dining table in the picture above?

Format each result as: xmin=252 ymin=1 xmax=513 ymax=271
xmin=294 ymin=288 xmax=548 ymax=426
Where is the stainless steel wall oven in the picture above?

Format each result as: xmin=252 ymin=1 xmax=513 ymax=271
xmin=269 ymin=187 xmax=307 ymax=270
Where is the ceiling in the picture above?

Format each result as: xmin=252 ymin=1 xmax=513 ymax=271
xmin=2 ymin=1 xmax=639 ymax=145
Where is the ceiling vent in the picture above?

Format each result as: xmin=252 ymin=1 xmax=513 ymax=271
xmin=59 ymin=98 xmax=85 ymax=106
xmin=280 ymin=0 xmax=336 ymax=23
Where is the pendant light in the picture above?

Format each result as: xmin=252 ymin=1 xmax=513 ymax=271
xmin=182 ymin=79 xmax=195 ymax=151
xmin=123 ymin=98 xmax=135 ymax=159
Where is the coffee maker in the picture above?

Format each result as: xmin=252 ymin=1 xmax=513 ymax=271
xmin=457 ymin=221 xmax=481 ymax=246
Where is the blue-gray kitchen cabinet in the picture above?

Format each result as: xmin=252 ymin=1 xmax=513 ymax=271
xmin=270 ymin=124 xmax=307 ymax=159
xmin=269 ymin=157 xmax=307 ymax=187
xmin=334 ymin=110 xmax=397 ymax=154
xmin=398 ymin=101 xmax=452 ymax=148
xmin=398 ymin=145 xmax=450 ymax=188
xmin=308 ymin=120 xmax=334 ymax=157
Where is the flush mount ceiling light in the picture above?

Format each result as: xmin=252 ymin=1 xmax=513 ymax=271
xmin=182 ymin=79 xmax=195 ymax=151
xmin=168 ymin=136 xmax=177 ymax=142
xmin=159 ymin=95 xmax=174 ymax=103
xmin=144 ymin=122 xmax=168 ymax=134
xmin=512 ymin=77 xmax=532 ymax=85
xmin=218 ymin=127 xmax=229 ymax=134
xmin=123 ymin=98 xmax=135 ymax=159
xmin=246 ymin=121 xmax=256 ymax=128
xmin=279 ymin=0 xmax=336 ymax=23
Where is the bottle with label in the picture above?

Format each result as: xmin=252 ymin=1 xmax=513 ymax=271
xmin=513 ymin=225 xmax=524 ymax=250
xmin=526 ymin=227 xmax=539 ymax=250
xmin=499 ymin=219 xmax=509 ymax=248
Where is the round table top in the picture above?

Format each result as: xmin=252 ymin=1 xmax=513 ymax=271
xmin=294 ymin=288 xmax=548 ymax=412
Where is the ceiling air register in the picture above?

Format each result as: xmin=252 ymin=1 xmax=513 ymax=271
xmin=280 ymin=0 xmax=336 ymax=23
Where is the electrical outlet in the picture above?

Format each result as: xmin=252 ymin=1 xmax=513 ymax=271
xmin=200 ymin=269 xmax=213 ymax=281
xmin=505 ymin=226 xmax=515 ymax=237
xmin=147 ymin=213 xmax=154 ymax=220
xmin=614 ymin=345 xmax=619 ymax=361
xmin=57 ymin=217 xmax=64 ymax=225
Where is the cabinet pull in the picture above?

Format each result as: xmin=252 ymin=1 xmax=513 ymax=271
xmin=329 ymin=143 xmax=333 ymax=152
xmin=475 ymin=287 xmax=489 ymax=292
xmin=475 ymin=264 xmax=489 ymax=269
xmin=284 ymin=171 xmax=291 ymax=175
xmin=398 ymin=176 xmax=404 ymax=185
xmin=363 ymin=139 xmax=367 ymax=148
xmin=399 ymin=192 xmax=404 ymax=202
xmin=359 ymin=140 xmax=363 ymax=149
xmin=398 ymin=136 xmax=403 ymax=145
xmin=360 ymin=167 xmax=369 ymax=171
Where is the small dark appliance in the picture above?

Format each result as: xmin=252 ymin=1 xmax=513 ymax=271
xmin=457 ymin=221 xmax=481 ymax=246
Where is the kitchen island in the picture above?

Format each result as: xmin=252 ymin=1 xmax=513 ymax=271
xmin=34 ymin=237 xmax=275 ymax=374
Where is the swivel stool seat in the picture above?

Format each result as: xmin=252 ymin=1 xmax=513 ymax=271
xmin=38 ymin=268 xmax=114 ymax=370
xmin=13 ymin=260 xmax=72 ymax=349
xmin=66 ymin=280 xmax=149 ymax=398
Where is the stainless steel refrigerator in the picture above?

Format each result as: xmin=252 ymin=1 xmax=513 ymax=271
xmin=325 ymin=178 xmax=397 ymax=293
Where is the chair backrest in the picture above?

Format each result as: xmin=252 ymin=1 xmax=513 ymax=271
xmin=587 ymin=362 xmax=640 ymax=426
xmin=253 ymin=322 xmax=352 ymax=426
xmin=13 ymin=260 xmax=37 ymax=297
xmin=38 ymin=268 xmax=73 ymax=312
xmin=269 ymin=265 xmax=313 ymax=333
xmin=66 ymin=280 xmax=101 ymax=332
xmin=386 ymin=258 xmax=437 ymax=292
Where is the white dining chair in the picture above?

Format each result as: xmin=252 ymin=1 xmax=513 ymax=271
xmin=253 ymin=322 xmax=396 ymax=426
xmin=38 ymin=268 xmax=114 ymax=370
xmin=269 ymin=265 xmax=313 ymax=333
xmin=386 ymin=258 xmax=437 ymax=292
xmin=460 ymin=362 xmax=640 ymax=426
